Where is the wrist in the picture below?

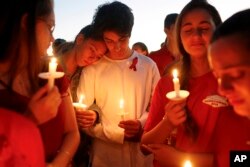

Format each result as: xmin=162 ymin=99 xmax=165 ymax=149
xmin=162 ymin=115 xmax=175 ymax=131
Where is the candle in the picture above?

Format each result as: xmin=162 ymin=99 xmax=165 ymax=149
xmin=48 ymin=57 xmax=58 ymax=90
xmin=119 ymin=99 xmax=125 ymax=121
xmin=183 ymin=160 xmax=192 ymax=167
xmin=73 ymin=94 xmax=87 ymax=111
xmin=172 ymin=69 xmax=180 ymax=97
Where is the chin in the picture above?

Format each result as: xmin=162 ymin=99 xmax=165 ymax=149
xmin=234 ymin=106 xmax=250 ymax=118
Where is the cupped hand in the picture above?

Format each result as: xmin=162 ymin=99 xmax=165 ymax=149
xmin=76 ymin=109 xmax=97 ymax=128
xmin=28 ymin=85 xmax=61 ymax=124
xmin=164 ymin=99 xmax=187 ymax=128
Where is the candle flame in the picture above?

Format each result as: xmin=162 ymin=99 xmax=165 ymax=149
xmin=79 ymin=94 xmax=85 ymax=104
xmin=47 ymin=43 xmax=54 ymax=56
xmin=173 ymin=69 xmax=178 ymax=79
xmin=183 ymin=160 xmax=192 ymax=167
xmin=119 ymin=99 xmax=124 ymax=109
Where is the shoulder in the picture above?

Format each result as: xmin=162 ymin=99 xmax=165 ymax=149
xmin=134 ymin=52 xmax=156 ymax=65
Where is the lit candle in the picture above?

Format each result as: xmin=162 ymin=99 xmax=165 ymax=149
xmin=48 ymin=57 xmax=58 ymax=90
xmin=73 ymin=94 xmax=87 ymax=111
xmin=183 ymin=160 xmax=192 ymax=167
xmin=172 ymin=69 xmax=180 ymax=97
xmin=119 ymin=99 xmax=125 ymax=121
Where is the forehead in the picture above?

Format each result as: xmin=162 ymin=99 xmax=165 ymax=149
xmin=181 ymin=8 xmax=213 ymax=26
xmin=87 ymin=39 xmax=106 ymax=49
xmin=209 ymin=35 xmax=250 ymax=69
xmin=103 ymin=31 xmax=127 ymax=40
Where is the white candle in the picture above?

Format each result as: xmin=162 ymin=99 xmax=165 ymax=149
xmin=73 ymin=94 xmax=87 ymax=111
xmin=119 ymin=99 xmax=125 ymax=121
xmin=172 ymin=69 xmax=180 ymax=97
xmin=183 ymin=160 xmax=192 ymax=167
xmin=48 ymin=57 xmax=57 ymax=90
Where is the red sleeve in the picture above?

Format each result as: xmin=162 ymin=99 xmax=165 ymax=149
xmin=55 ymin=65 xmax=70 ymax=94
xmin=144 ymin=76 xmax=173 ymax=131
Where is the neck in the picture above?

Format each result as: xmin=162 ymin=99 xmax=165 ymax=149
xmin=190 ymin=56 xmax=211 ymax=77
xmin=166 ymin=39 xmax=174 ymax=53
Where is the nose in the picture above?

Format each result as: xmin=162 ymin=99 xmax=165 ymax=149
xmin=114 ymin=42 xmax=121 ymax=52
xmin=51 ymin=35 xmax=55 ymax=43
xmin=192 ymin=28 xmax=202 ymax=37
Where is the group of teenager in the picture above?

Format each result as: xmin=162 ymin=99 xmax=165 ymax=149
xmin=0 ymin=0 xmax=249 ymax=167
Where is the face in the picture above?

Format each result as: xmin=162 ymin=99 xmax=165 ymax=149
xmin=209 ymin=35 xmax=250 ymax=118
xmin=180 ymin=8 xmax=215 ymax=58
xmin=75 ymin=37 xmax=107 ymax=67
xmin=103 ymin=31 xmax=130 ymax=60
xmin=36 ymin=12 xmax=55 ymax=56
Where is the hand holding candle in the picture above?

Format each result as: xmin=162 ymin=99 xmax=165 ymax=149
xmin=172 ymin=69 xmax=180 ymax=97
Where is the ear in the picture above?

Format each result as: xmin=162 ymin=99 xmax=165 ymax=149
xmin=164 ymin=27 xmax=168 ymax=35
xmin=76 ymin=34 xmax=85 ymax=45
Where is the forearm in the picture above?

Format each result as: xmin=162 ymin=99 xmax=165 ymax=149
xmin=82 ymin=123 xmax=124 ymax=144
xmin=51 ymin=130 xmax=80 ymax=167
xmin=141 ymin=117 xmax=174 ymax=144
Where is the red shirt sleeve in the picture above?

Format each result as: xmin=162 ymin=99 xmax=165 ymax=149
xmin=144 ymin=76 xmax=173 ymax=131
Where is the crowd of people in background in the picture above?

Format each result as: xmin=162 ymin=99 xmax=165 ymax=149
xmin=0 ymin=0 xmax=249 ymax=167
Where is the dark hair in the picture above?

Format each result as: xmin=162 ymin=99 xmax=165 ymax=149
xmin=164 ymin=13 xmax=179 ymax=29
xmin=211 ymin=8 xmax=250 ymax=52
xmin=92 ymin=1 xmax=134 ymax=37
xmin=52 ymin=38 xmax=66 ymax=52
xmin=76 ymin=24 xmax=103 ymax=42
xmin=0 ymin=0 xmax=54 ymax=92
xmin=132 ymin=42 xmax=149 ymax=56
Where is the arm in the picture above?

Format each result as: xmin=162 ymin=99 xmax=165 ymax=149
xmin=141 ymin=99 xmax=187 ymax=145
xmin=75 ymin=103 xmax=99 ymax=129
xmin=76 ymin=67 xmax=124 ymax=144
xmin=49 ymin=90 xmax=80 ymax=167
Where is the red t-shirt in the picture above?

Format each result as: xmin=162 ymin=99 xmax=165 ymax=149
xmin=144 ymin=72 xmax=229 ymax=167
xmin=0 ymin=108 xmax=45 ymax=167
xmin=148 ymin=45 xmax=175 ymax=77
xmin=212 ymin=109 xmax=250 ymax=167
xmin=0 ymin=72 xmax=69 ymax=162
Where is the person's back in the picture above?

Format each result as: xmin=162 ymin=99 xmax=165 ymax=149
xmin=148 ymin=13 xmax=178 ymax=77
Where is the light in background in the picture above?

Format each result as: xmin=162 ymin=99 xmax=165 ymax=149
xmin=54 ymin=0 xmax=250 ymax=53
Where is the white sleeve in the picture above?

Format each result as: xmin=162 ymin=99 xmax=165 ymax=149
xmin=138 ymin=61 xmax=160 ymax=127
xmin=77 ymin=67 xmax=95 ymax=106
